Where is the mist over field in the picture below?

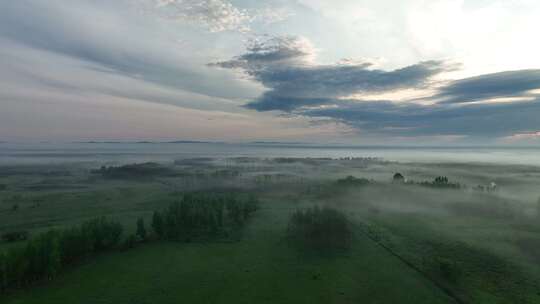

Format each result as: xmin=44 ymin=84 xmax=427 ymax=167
xmin=2 ymin=0 xmax=540 ymax=303
xmin=1 ymin=143 xmax=540 ymax=303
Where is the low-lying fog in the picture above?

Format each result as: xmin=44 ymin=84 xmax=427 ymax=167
xmin=2 ymin=142 xmax=540 ymax=166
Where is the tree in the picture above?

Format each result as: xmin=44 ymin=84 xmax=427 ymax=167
xmin=434 ymin=176 xmax=449 ymax=185
xmin=136 ymin=218 xmax=147 ymax=241
xmin=287 ymin=207 xmax=352 ymax=251
xmin=123 ymin=234 xmax=137 ymax=249
xmin=152 ymin=211 xmax=164 ymax=238
xmin=393 ymin=173 xmax=405 ymax=183
xmin=0 ymin=252 xmax=6 ymax=291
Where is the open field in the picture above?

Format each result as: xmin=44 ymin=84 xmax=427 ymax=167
xmin=1 ymin=157 xmax=540 ymax=303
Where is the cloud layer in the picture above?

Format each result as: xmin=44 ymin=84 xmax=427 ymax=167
xmin=212 ymin=35 xmax=540 ymax=139
xmin=212 ymin=36 xmax=453 ymax=111
xmin=435 ymin=70 xmax=540 ymax=103
xmin=2 ymin=0 xmax=540 ymax=143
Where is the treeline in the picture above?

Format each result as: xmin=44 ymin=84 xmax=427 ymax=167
xmin=0 ymin=217 xmax=122 ymax=292
xmin=0 ymin=192 xmax=259 ymax=293
xmin=151 ymin=192 xmax=258 ymax=241
xmin=91 ymin=162 xmax=172 ymax=179
xmin=393 ymin=173 xmax=462 ymax=189
xmin=417 ymin=176 xmax=462 ymax=189
xmin=336 ymin=176 xmax=372 ymax=187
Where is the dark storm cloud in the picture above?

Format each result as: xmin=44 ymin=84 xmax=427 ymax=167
xmin=436 ymin=69 xmax=540 ymax=103
xmin=211 ymin=36 xmax=453 ymax=111
xmin=303 ymin=98 xmax=540 ymax=137
xmin=244 ymin=60 xmax=448 ymax=111
xmin=211 ymin=35 xmax=540 ymax=138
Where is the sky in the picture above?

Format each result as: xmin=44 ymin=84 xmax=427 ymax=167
xmin=1 ymin=0 xmax=540 ymax=145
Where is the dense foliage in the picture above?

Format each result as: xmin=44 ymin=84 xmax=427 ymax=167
xmin=152 ymin=192 xmax=258 ymax=241
xmin=287 ymin=207 xmax=352 ymax=251
xmin=0 ymin=217 xmax=122 ymax=292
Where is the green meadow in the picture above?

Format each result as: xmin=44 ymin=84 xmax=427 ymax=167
xmin=1 ymin=158 xmax=540 ymax=303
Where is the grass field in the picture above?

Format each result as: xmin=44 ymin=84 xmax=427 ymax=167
xmin=2 ymin=159 xmax=540 ymax=303
xmin=2 ymin=199 xmax=456 ymax=304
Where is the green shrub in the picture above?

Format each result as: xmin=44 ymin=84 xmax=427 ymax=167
xmin=287 ymin=207 xmax=352 ymax=251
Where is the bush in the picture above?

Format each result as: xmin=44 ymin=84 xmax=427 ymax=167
xmin=287 ymin=206 xmax=352 ymax=251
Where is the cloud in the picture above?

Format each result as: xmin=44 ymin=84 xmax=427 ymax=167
xmin=149 ymin=0 xmax=252 ymax=32
xmin=210 ymin=35 xmax=540 ymax=139
xmin=211 ymin=35 xmax=453 ymax=111
xmin=503 ymin=131 xmax=540 ymax=141
xmin=0 ymin=1 xmax=260 ymax=101
xmin=302 ymin=98 xmax=540 ymax=137
xmin=435 ymin=69 xmax=540 ymax=103
xmin=144 ymin=0 xmax=292 ymax=33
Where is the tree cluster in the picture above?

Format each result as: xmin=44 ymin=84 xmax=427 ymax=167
xmin=0 ymin=217 xmax=122 ymax=292
xmin=336 ymin=176 xmax=371 ymax=187
xmin=287 ymin=206 xmax=352 ymax=251
xmin=0 ymin=192 xmax=260 ymax=293
xmin=412 ymin=176 xmax=462 ymax=189
xmin=151 ymin=193 xmax=258 ymax=241
xmin=92 ymin=163 xmax=171 ymax=179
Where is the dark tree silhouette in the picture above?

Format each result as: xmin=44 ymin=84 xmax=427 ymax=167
xmin=393 ymin=173 xmax=405 ymax=183
xmin=136 ymin=218 xmax=147 ymax=241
